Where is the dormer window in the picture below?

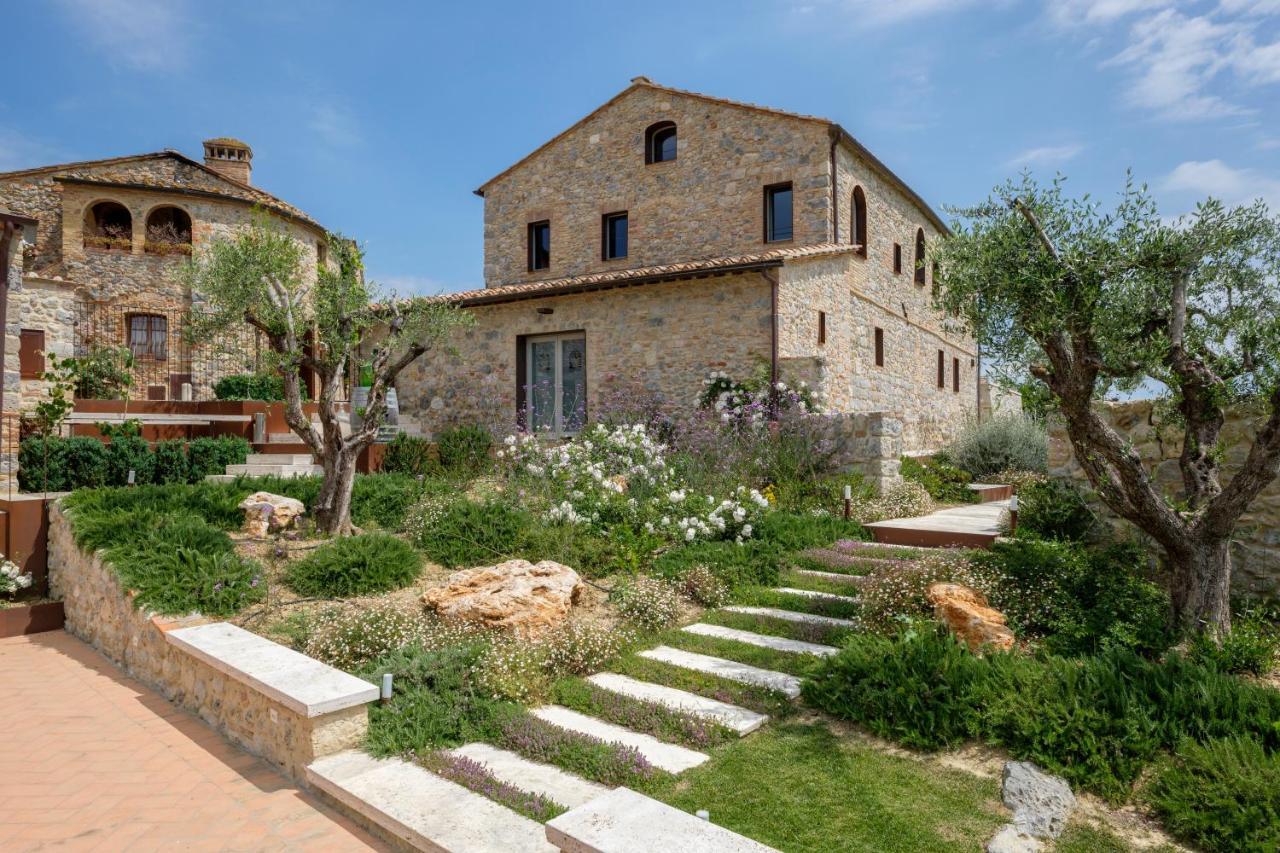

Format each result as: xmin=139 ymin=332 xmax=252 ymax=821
xmin=645 ymin=122 xmax=677 ymax=164
xmin=84 ymin=201 xmax=132 ymax=252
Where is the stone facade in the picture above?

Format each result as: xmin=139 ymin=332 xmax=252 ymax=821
xmin=47 ymin=502 xmax=369 ymax=781
xmin=1048 ymin=400 xmax=1280 ymax=599
xmin=0 ymin=145 xmax=328 ymax=410
xmin=401 ymin=79 xmax=976 ymax=456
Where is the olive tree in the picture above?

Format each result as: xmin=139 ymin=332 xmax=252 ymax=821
xmin=185 ymin=215 xmax=470 ymax=535
xmin=936 ymin=175 xmax=1280 ymax=638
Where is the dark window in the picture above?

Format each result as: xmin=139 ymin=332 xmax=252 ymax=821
xmin=953 ymin=357 xmax=960 ymax=393
xmin=764 ymin=182 xmax=793 ymax=243
xmin=602 ymin=211 xmax=628 ymax=260
xmin=874 ymin=327 xmax=884 ymax=367
xmin=937 ymin=350 xmax=945 ymax=388
xmin=914 ymin=229 xmax=926 ymax=285
xmin=645 ymin=121 xmax=677 ymax=164
xmin=893 ymin=243 xmax=903 ymax=274
xmin=83 ymin=201 xmax=132 ymax=251
xmin=818 ymin=311 xmax=826 ymax=345
xmin=144 ymin=206 xmax=192 ymax=255
xmin=852 ymin=186 xmax=867 ymax=256
xmin=128 ymin=313 xmax=168 ymax=361
xmin=19 ymin=329 xmax=45 ymax=379
xmin=317 ymin=240 xmax=328 ymax=269
xmin=528 ymin=220 xmax=550 ymax=271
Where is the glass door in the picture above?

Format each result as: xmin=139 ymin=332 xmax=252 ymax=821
xmin=526 ymin=333 xmax=586 ymax=435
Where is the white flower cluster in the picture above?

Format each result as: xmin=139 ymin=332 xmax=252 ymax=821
xmin=1 ymin=557 xmax=32 ymax=596
xmin=698 ymin=371 xmax=821 ymax=427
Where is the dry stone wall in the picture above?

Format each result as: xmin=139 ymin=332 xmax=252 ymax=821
xmin=46 ymin=502 xmax=369 ymax=780
xmin=1048 ymin=400 xmax=1280 ymax=598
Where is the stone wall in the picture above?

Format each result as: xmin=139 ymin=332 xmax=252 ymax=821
xmin=480 ymin=84 xmax=833 ymax=286
xmin=46 ymin=502 xmax=369 ymax=780
xmin=1048 ymin=400 xmax=1280 ymax=598
xmin=398 ymin=271 xmax=774 ymax=435
xmin=1 ymin=226 xmax=24 ymax=486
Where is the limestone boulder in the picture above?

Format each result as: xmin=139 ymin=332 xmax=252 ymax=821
xmin=1002 ymin=761 xmax=1076 ymax=840
xmin=423 ymin=559 xmax=582 ymax=633
xmin=238 ymin=492 xmax=306 ymax=537
xmin=926 ymin=582 xmax=1015 ymax=653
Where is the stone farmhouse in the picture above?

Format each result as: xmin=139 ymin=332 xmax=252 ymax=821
xmin=0 ymin=139 xmax=331 ymax=477
xmin=399 ymin=77 xmax=978 ymax=452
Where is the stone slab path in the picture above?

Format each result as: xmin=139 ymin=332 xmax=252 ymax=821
xmin=0 ymin=631 xmax=382 ymax=852
xmin=639 ymin=646 xmax=803 ymax=698
xmin=448 ymin=743 xmax=608 ymax=809
xmin=681 ymin=622 xmax=839 ymax=657
xmin=529 ymin=705 xmax=710 ymax=773
xmin=774 ymin=587 xmax=861 ymax=605
xmin=586 ymin=672 xmax=768 ymax=735
xmin=723 ymin=605 xmax=858 ymax=628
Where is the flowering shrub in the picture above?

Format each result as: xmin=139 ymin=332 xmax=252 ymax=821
xmin=1 ymin=556 xmax=32 ymax=596
xmin=697 ymin=370 xmax=819 ymax=426
xmin=611 ymin=575 xmax=682 ymax=631
xmin=304 ymin=602 xmax=474 ymax=671
xmin=543 ymin=622 xmax=631 ymax=676
xmin=476 ymin=639 xmax=552 ymax=703
xmin=866 ymin=480 xmax=934 ymax=522
xmin=858 ymin=550 xmax=987 ymax=634
xmin=994 ymin=468 xmax=1047 ymax=493
xmin=680 ymin=564 xmax=731 ymax=608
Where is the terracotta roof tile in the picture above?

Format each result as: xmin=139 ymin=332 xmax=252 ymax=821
xmin=425 ymin=243 xmax=858 ymax=306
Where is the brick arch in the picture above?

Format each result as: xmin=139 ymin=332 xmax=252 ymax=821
xmin=82 ymin=199 xmax=133 ymax=252
xmin=143 ymin=204 xmax=193 ymax=255
xmin=851 ymin=186 xmax=867 ymax=256
xmin=644 ymin=121 xmax=677 ymax=164
xmin=914 ymin=227 xmax=926 ymax=285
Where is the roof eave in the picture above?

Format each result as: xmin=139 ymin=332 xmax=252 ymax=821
xmin=830 ymin=125 xmax=950 ymax=236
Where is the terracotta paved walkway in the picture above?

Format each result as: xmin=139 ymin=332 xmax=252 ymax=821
xmin=0 ymin=631 xmax=386 ymax=852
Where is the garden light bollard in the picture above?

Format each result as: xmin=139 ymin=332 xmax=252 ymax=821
xmin=1008 ymin=494 xmax=1019 ymax=534
xmin=843 ymin=484 xmax=852 ymax=521
xmin=381 ymin=673 xmax=393 ymax=704
xmin=696 ymin=810 xmax=710 ymax=822
xmin=253 ymin=412 xmax=267 ymax=445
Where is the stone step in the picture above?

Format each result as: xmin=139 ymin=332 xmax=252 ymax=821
xmin=585 ymin=673 xmax=767 ymax=736
xmin=528 ymin=706 xmax=709 ymax=774
xmin=793 ymin=568 xmax=866 ymax=586
xmin=246 ymin=453 xmax=315 ymax=465
xmin=306 ymin=750 xmax=555 ymax=852
xmin=774 ymin=587 xmax=861 ymax=605
xmin=681 ymin=623 xmax=839 ymax=657
xmin=547 ymin=787 xmax=781 ymax=853
xmin=448 ymin=743 xmax=607 ymax=809
xmin=223 ymin=463 xmax=324 ymax=477
xmin=723 ymin=605 xmax=858 ymax=629
xmin=637 ymin=646 xmax=802 ymax=699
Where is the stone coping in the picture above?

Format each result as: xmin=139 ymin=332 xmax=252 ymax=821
xmin=545 ymin=787 xmax=779 ymax=853
xmin=165 ymin=622 xmax=379 ymax=717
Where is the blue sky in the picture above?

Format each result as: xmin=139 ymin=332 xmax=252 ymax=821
xmin=4 ymin=0 xmax=1278 ymax=294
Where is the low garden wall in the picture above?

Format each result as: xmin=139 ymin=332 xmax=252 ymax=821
xmin=46 ymin=502 xmax=374 ymax=781
xmin=816 ymin=412 xmax=903 ymax=492
xmin=1048 ymin=400 xmax=1280 ymax=599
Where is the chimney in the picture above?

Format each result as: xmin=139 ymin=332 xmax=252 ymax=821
xmin=202 ymin=138 xmax=253 ymax=185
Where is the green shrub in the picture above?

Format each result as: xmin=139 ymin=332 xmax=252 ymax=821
xmin=1016 ymin=478 xmax=1097 ymax=542
xmin=212 ymin=372 xmax=302 ymax=401
xmin=753 ymin=511 xmax=867 ymax=552
xmin=772 ymin=473 xmax=872 ymax=514
xmin=150 ymin=440 xmax=190 ymax=485
xmin=437 ymin=424 xmax=492 ymax=474
xmin=19 ymin=436 xmax=108 ymax=491
xmin=415 ymin=499 xmax=534 ymax=568
xmin=945 ymin=412 xmax=1048 ymax=477
xmin=680 ymin=564 xmax=731 ymax=608
xmin=651 ymin=539 xmax=782 ymax=588
xmin=350 ymin=473 xmax=426 ymax=530
xmin=186 ymin=435 xmax=251 ymax=481
xmin=611 ymin=575 xmax=682 ymax=631
xmin=1188 ymin=608 xmax=1279 ymax=676
xmin=1147 ymin=737 xmax=1280 ymax=853
xmin=900 ymin=455 xmax=977 ymax=503
xmin=19 ymin=435 xmax=250 ymax=491
xmin=382 ymin=432 xmax=438 ymax=477
xmin=285 ymin=533 xmax=422 ymax=597
xmin=303 ymin=601 xmax=459 ymax=671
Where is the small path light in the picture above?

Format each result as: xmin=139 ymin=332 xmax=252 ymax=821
xmin=696 ymin=810 xmax=710 ymax=822
xmin=1008 ymin=494 xmax=1019 ymax=535
xmin=843 ymin=483 xmax=853 ymax=521
xmin=381 ymin=673 xmax=394 ymax=704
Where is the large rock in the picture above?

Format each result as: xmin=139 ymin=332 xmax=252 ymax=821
xmin=1002 ymin=761 xmax=1076 ymax=839
xmin=986 ymin=825 xmax=1042 ymax=853
xmin=423 ymin=560 xmax=582 ymax=634
xmin=238 ymin=492 xmax=306 ymax=537
xmin=926 ymin=583 xmax=1015 ymax=653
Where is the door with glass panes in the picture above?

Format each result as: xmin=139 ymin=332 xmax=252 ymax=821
xmin=526 ymin=333 xmax=586 ymax=434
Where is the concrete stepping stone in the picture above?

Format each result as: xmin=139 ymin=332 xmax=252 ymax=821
xmin=529 ymin=705 xmax=709 ymax=774
xmin=448 ymin=742 xmax=607 ymax=809
xmin=723 ymin=605 xmax=858 ymax=629
xmin=546 ymin=787 xmax=781 ymax=853
xmin=682 ymin=622 xmax=839 ymax=657
xmin=306 ymin=750 xmax=554 ymax=852
xmin=774 ymin=587 xmax=861 ymax=605
xmin=793 ymin=568 xmax=866 ymax=586
xmin=638 ymin=646 xmax=802 ymax=698
xmin=586 ymin=673 xmax=767 ymax=735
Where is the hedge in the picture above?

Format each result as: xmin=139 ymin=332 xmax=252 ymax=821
xmin=18 ymin=434 xmax=250 ymax=492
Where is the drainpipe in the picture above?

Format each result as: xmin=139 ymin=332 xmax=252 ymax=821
xmin=975 ymin=340 xmax=982 ymax=423
xmin=763 ymin=266 xmax=780 ymax=415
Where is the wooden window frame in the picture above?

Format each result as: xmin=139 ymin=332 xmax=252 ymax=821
xmin=817 ymin=311 xmax=826 ymax=345
xmin=645 ymin=121 xmax=677 ymax=165
xmin=126 ymin=312 xmax=168 ymax=362
xmin=852 ymin=186 xmax=868 ymax=257
xmin=763 ymin=181 xmax=794 ymax=244
xmin=527 ymin=220 xmax=551 ymax=272
xmin=874 ymin=327 xmax=884 ymax=367
xmin=893 ymin=243 xmax=903 ymax=274
xmin=601 ymin=211 xmax=628 ymax=261
xmin=914 ymin=229 xmax=926 ymax=286
xmin=937 ymin=350 xmax=946 ymax=389
xmin=19 ymin=329 xmax=45 ymax=379
xmin=953 ymin=357 xmax=960 ymax=393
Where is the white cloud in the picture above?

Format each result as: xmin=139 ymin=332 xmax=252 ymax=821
xmin=309 ymin=104 xmax=363 ymax=149
xmin=1162 ymin=159 xmax=1280 ymax=208
xmin=799 ymin=0 xmax=986 ymax=28
xmin=1047 ymin=0 xmax=1173 ymax=29
xmin=376 ymin=274 xmax=469 ymax=297
xmin=1005 ymin=143 xmax=1085 ymax=169
xmin=53 ymin=0 xmax=192 ymax=72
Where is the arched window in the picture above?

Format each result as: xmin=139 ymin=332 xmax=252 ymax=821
xmin=83 ymin=201 xmax=132 ymax=252
xmin=914 ymin=228 xmax=926 ymax=285
xmin=645 ymin=121 xmax=677 ymax=164
xmin=144 ymin=206 xmax=192 ymax=255
xmin=851 ymin=186 xmax=867 ymax=256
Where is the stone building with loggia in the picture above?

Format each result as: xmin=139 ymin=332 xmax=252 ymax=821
xmin=399 ymin=77 xmax=979 ymax=457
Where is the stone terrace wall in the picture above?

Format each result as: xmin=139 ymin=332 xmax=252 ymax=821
xmin=1048 ymin=400 xmax=1280 ymax=599
xmin=46 ymin=503 xmax=369 ymax=780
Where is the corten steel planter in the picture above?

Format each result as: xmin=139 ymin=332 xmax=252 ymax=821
xmin=0 ymin=601 xmax=64 ymax=638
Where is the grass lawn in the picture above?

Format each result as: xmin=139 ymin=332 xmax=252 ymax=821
xmin=642 ymin=722 xmax=1007 ymax=853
